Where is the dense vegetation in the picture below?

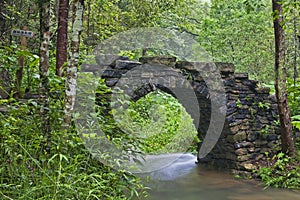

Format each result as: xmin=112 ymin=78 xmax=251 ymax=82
xmin=0 ymin=0 xmax=300 ymax=199
xmin=256 ymin=78 xmax=300 ymax=189
xmin=0 ymin=101 xmax=146 ymax=199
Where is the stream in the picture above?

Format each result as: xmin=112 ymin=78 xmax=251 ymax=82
xmin=135 ymin=153 xmax=300 ymax=200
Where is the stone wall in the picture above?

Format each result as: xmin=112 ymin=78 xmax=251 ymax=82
xmin=83 ymin=56 xmax=280 ymax=175
xmin=199 ymin=65 xmax=280 ymax=176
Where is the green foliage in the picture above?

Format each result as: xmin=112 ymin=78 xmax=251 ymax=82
xmin=82 ymin=0 xmax=191 ymax=51
xmin=118 ymin=90 xmax=199 ymax=154
xmin=0 ymin=45 xmax=40 ymax=94
xmin=0 ymin=92 xmax=146 ymax=199
xmin=257 ymin=102 xmax=270 ymax=109
xmin=96 ymin=80 xmax=199 ymax=155
xmin=285 ymin=78 xmax=300 ymax=131
xmin=260 ymin=125 xmax=273 ymax=135
xmin=262 ymin=78 xmax=300 ymax=132
xmin=195 ymin=0 xmax=275 ymax=82
xmin=256 ymin=152 xmax=300 ymax=189
xmin=287 ymin=78 xmax=300 ymax=116
xmin=292 ymin=115 xmax=300 ymax=130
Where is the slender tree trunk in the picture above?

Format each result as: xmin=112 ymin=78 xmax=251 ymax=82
xmin=39 ymin=0 xmax=51 ymax=152
xmin=272 ymin=0 xmax=295 ymax=156
xmin=13 ymin=26 xmax=28 ymax=99
xmin=56 ymin=0 xmax=69 ymax=76
xmin=63 ymin=0 xmax=84 ymax=128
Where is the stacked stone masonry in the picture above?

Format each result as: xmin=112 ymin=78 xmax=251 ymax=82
xmin=81 ymin=55 xmax=280 ymax=175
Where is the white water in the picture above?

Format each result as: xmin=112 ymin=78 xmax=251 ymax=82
xmin=135 ymin=153 xmax=300 ymax=200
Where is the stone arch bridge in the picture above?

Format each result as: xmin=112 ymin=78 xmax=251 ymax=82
xmin=82 ymin=56 xmax=280 ymax=175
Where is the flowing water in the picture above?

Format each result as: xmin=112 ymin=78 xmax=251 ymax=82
xmin=135 ymin=153 xmax=300 ymax=200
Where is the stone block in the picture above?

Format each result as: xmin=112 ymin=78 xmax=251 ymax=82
xmin=215 ymin=62 xmax=235 ymax=74
xmin=224 ymin=79 xmax=235 ymax=87
xmin=234 ymin=131 xmax=247 ymax=142
xmin=235 ymin=148 xmax=248 ymax=155
xmin=229 ymin=126 xmax=239 ymax=134
xmin=115 ymin=60 xmax=141 ymax=70
xmin=234 ymin=142 xmax=253 ymax=149
xmin=236 ymin=114 xmax=247 ymax=119
xmin=254 ymin=140 xmax=268 ymax=147
xmin=255 ymin=154 xmax=264 ymax=161
xmin=239 ymin=124 xmax=249 ymax=130
xmin=240 ymin=162 xmax=256 ymax=171
xmin=247 ymin=132 xmax=258 ymax=142
xmin=140 ymin=56 xmax=176 ymax=67
xmin=237 ymin=155 xmax=249 ymax=162
xmin=105 ymin=78 xmax=118 ymax=87
xmin=248 ymin=147 xmax=255 ymax=153
xmin=267 ymin=134 xmax=278 ymax=141
xmin=255 ymin=87 xmax=270 ymax=94
xmin=234 ymin=73 xmax=248 ymax=79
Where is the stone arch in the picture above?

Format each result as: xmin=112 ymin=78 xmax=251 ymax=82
xmin=82 ymin=56 xmax=280 ymax=176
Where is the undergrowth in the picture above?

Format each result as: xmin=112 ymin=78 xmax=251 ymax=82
xmin=0 ymin=100 xmax=147 ymax=200
xmin=256 ymin=151 xmax=300 ymax=190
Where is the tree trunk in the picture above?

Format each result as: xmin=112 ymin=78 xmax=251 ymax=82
xmin=13 ymin=26 xmax=28 ymax=99
xmin=56 ymin=0 xmax=69 ymax=76
xmin=63 ymin=0 xmax=84 ymax=128
xmin=39 ymin=0 xmax=51 ymax=152
xmin=272 ymin=0 xmax=295 ymax=156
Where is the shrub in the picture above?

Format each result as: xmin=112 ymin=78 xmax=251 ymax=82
xmin=256 ymin=152 xmax=300 ymax=190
